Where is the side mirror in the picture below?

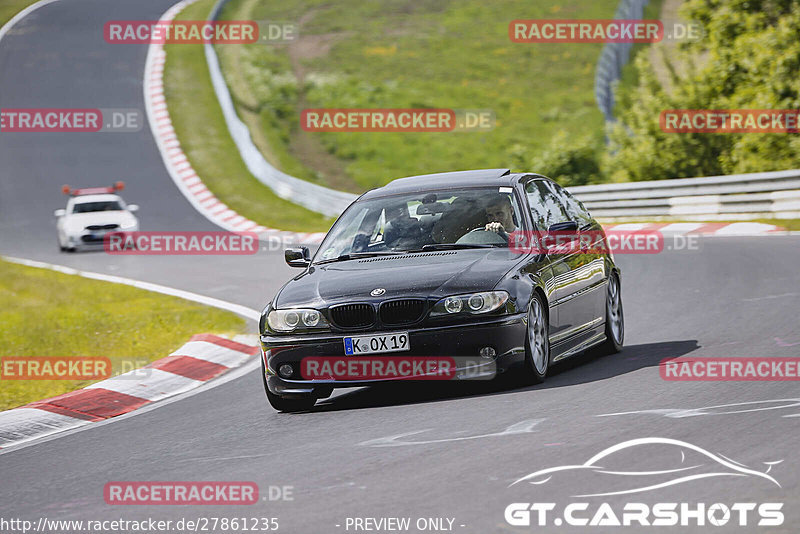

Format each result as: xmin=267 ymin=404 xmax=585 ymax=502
xmin=544 ymin=221 xmax=580 ymax=254
xmin=54 ymin=209 xmax=66 ymax=217
xmin=285 ymin=246 xmax=310 ymax=268
xmin=547 ymin=221 xmax=578 ymax=234
xmin=127 ymin=204 xmax=140 ymax=212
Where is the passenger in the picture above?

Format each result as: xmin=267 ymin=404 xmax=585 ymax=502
xmin=383 ymin=203 xmax=421 ymax=248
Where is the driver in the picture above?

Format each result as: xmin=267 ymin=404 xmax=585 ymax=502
xmin=484 ymin=197 xmax=517 ymax=235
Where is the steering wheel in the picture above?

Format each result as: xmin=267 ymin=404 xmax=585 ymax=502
xmin=456 ymin=226 xmax=508 ymax=245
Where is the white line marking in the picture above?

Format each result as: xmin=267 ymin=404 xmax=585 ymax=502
xmin=1 ymin=255 xmax=259 ymax=321
xmin=0 ymin=0 xmax=62 ymax=44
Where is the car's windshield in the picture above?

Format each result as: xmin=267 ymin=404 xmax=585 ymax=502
xmin=72 ymin=201 xmax=123 ymax=213
xmin=315 ymin=187 xmax=523 ymax=262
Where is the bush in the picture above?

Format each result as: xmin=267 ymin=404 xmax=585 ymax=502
xmin=605 ymin=0 xmax=800 ymax=180
xmin=529 ymin=131 xmax=605 ymax=186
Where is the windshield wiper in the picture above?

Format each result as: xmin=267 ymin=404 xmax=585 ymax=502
xmin=315 ymin=251 xmax=408 ymax=265
xmin=415 ymin=243 xmax=498 ymax=252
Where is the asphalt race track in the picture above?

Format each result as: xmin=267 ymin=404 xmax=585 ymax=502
xmin=1 ymin=2 xmax=799 ymax=533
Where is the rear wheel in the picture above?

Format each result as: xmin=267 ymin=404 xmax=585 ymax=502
xmin=261 ymin=358 xmax=316 ymax=412
xmin=521 ymin=293 xmax=550 ymax=384
xmin=597 ymin=272 xmax=624 ymax=354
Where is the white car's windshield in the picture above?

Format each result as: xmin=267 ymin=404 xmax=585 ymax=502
xmin=315 ymin=187 xmax=523 ymax=262
xmin=72 ymin=201 xmax=123 ymax=213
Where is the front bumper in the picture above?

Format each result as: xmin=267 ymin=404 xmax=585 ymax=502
xmin=66 ymin=228 xmax=137 ymax=248
xmin=261 ymin=313 xmax=526 ymax=397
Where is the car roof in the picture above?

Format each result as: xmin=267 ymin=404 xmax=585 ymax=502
xmin=360 ymin=169 xmax=533 ymax=199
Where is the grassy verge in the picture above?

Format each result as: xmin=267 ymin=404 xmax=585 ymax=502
xmin=0 ymin=0 xmax=41 ymax=27
xmin=164 ymin=0 xmax=334 ymax=233
xmin=0 ymin=259 xmax=247 ymax=411
xmin=217 ymin=0 xmax=617 ymax=191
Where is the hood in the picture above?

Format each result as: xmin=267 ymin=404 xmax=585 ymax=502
xmin=275 ymin=249 xmax=522 ymax=308
xmin=63 ymin=211 xmax=137 ymax=231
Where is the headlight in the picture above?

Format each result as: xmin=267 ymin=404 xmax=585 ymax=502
xmin=120 ymin=221 xmax=137 ymax=230
xmin=267 ymin=308 xmax=329 ymax=332
xmin=430 ymin=291 xmax=509 ymax=317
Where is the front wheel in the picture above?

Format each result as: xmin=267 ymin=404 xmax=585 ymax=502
xmin=597 ymin=272 xmax=624 ymax=354
xmin=521 ymin=293 xmax=550 ymax=384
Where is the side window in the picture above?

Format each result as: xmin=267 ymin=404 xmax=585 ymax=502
xmin=524 ymin=181 xmax=548 ymax=230
xmin=526 ymin=180 xmax=569 ymax=229
xmin=546 ymin=182 xmax=593 ymax=227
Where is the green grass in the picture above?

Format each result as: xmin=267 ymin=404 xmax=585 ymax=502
xmin=0 ymin=259 xmax=247 ymax=410
xmin=0 ymin=0 xmax=40 ymax=27
xmin=164 ymin=0 xmax=334 ymax=233
xmin=216 ymin=0 xmax=617 ymax=191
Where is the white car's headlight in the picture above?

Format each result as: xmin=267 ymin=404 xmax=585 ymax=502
xmin=430 ymin=291 xmax=509 ymax=317
xmin=120 ymin=221 xmax=137 ymax=230
xmin=267 ymin=308 xmax=329 ymax=332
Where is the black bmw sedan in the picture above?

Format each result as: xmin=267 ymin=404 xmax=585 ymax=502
xmin=259 ymin=169 xmax=623 ymax=411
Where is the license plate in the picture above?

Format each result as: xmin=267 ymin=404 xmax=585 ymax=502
xmin=344 ymin=332 xmax=410 ymax=355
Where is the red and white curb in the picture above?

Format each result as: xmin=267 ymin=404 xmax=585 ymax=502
xmin=0 ymin=255 xmax=262 ymax=451
xmin=0 ymin=334 xmax=259 ymax=449
xmin=601 ymin=221 xmax=787 ymax=236
xmin=143 ymin=0 xmax=326 ymax=246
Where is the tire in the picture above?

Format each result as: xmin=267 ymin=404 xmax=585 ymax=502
xmin=261 ymin=358 xmax=316 ymax=412
xmin=521 ymin=292 xmax=550 ymax=384
xmin=597 ymin=272 xmax=624 ymax=355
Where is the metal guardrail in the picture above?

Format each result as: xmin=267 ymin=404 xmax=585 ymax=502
xmin=204 ymin=1 xmax=798 ymax=223
xmin=568 ymin=169 xmax=800 ymax=220
xmin=205 ymin=0 xmax=357 ymax=217
xmin=595 ymin=0 xmax=650 ymax=122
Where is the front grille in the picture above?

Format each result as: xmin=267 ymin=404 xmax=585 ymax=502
xmin=80 ymin=235 xmax=105 ymax=243
xmin=379 ymin=299 xmax=425 ymax=325
xmin=85 ymin=224 xmax=119 ymax=231
xmin=329 ymin=303 xmax=375 ymax=329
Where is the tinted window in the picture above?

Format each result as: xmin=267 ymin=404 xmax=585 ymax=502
xmin=72 ymin=201 xmax=123 ymax=213
xmin=545 ymin=182 xmax=593 ymax=227
xmin=315 ymin=187 xmax=524 ymax=261
xmin=525 ymin=180 xmax=569 ymax=229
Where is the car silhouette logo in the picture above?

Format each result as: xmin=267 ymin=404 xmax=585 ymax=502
xmin=370 ymin=288 xmax=386 ymax=296
xmin=510 ymin=437 xmax=783 ymax=497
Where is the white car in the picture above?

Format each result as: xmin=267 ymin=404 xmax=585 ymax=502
xmin=55 ymin=183 xmax=139 ymax=252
